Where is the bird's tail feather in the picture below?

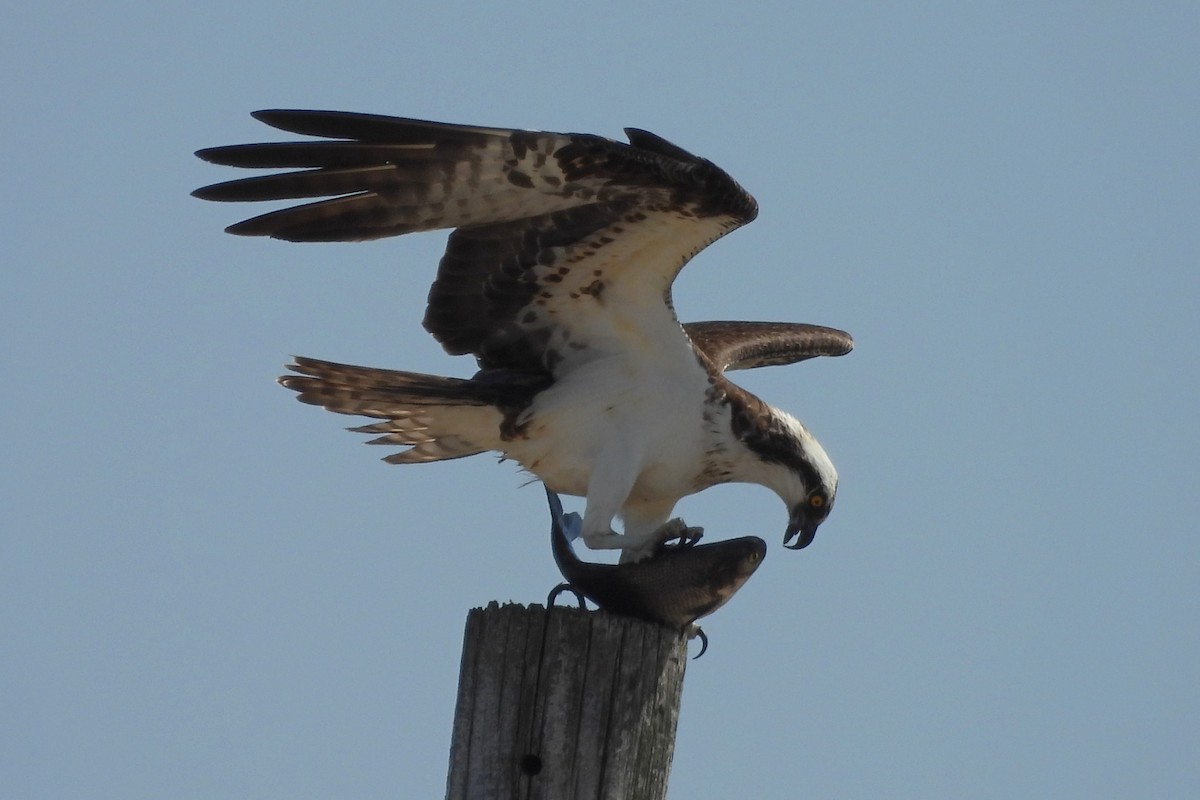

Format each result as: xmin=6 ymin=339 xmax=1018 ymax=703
xmin=279 ymin=356 xmax=506 ymax=463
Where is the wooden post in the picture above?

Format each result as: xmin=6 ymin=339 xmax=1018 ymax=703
xmin=445 ymin=601 xmax=689 ymax=800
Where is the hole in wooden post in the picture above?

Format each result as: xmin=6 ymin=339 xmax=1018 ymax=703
xmin=519 ymin=753 xmax=543 ymax=776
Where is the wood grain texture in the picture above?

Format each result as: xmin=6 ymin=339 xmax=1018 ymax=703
xmin=446 ymin=602 xmax=688 ymax=800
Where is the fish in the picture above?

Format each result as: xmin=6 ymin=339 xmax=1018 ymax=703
xmin=546 ymin=486 xmax=766 ymax=631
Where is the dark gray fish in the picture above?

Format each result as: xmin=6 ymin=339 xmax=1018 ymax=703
xmin=546 ymin=487 xmax=765 ymax=628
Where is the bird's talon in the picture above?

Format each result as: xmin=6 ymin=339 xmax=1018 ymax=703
xmin=686 ymin=625 xmax=709 ymax=659
xmin=547 ymin=582 xmax=587 ymax=610
xmin=655 ymin=518 xmax=705 ymax=551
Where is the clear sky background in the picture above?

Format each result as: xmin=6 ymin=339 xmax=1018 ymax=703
xmin=4 ymin=2 xmax=1197 ymax=798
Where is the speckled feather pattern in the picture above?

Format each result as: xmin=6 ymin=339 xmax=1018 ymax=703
xmin=195 ymin=110 xmax=851 ymax=557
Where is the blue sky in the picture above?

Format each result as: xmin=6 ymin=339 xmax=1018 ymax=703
xmin=4 ymin=2 xmax=1198 ymax=797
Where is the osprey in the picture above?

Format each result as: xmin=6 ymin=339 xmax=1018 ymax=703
xmin=194 ymin=110 xmax=853 ymax=561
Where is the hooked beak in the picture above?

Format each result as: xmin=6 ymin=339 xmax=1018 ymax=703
xmin=784 ymin=511 xmax=818 ymax=550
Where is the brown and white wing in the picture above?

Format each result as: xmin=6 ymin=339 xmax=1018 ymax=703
xmin=684 ymin=321 xmax=854 ymax=372
xmin=194 ymin=111 xmax=758 ymax=372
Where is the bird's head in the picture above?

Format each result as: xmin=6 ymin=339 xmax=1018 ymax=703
xmin=783 ymin=473 xmax=836 ymax=550
xmin=735 ymin=405 xmax=838 ymax=550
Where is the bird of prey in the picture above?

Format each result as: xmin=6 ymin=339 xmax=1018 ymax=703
xmin=193 ymin=110 xmax=853 ymax=561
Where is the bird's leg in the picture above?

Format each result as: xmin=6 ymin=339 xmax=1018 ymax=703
xmin=617 ymin=505 xmax=687 ymax=563
xmin=578 ymin=499 xmax=633 ymax=553
xmin=580 ymin=435 xmax=706 ymax=562
xmin=578 ymin=435 xmax=642 ymax=554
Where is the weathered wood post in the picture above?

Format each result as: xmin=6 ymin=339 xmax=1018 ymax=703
xmin=446 ymin=602 xmax=689 ymax=800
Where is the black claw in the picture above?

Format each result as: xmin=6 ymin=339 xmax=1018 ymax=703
xmin=547 ymin=582 xmax=587 ymax=610
xmin=691 ymin=628 xmax=709 ymax=659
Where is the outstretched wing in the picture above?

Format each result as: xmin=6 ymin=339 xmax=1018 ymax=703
xmin=684 ymin=321 xmax=853 ymax=372
xmin=194 ymin=111 xmax=758 ymax=373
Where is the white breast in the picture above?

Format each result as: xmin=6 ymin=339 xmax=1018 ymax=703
xmin=505 ymin=343 xmax=714 ymax=503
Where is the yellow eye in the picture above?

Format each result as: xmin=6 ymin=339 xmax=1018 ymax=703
xmin=809 ymin=494 xmax=825 ymax=509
